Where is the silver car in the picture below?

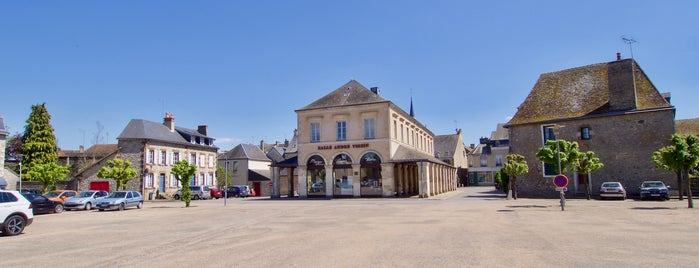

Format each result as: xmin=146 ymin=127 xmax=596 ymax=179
xmin=65 ymin=190 xmax=109 ymax=210
xmin=173 ymin=185 xmax=211 ymax=200
xmin=97 ymin=191 xmax=143 ymax=211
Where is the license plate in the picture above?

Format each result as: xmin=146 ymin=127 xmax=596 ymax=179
xmin=651 ymin=194 xmax=660 ymax=196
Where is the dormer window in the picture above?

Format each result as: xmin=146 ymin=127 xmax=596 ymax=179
xmin=344 ymin=87 xmax=350 ymax=97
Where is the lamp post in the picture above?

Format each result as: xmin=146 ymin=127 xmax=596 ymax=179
xmin=553 ymin=125 xmax=566 ymax=211
xmin=224 ymin=160 xmax=229 ymax=206
xmin=18 ymin=154 xmax=23 ymax=192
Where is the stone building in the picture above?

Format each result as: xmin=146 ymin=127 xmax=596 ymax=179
xmin=505 ymin=55 xmax=675 ymax=197
xmin=59 ymin=144 xmax=119 ymax=177
xmin=218 ymin=143 xmax=272 ymax=197
xmin=78 ymin=113 xmax=218 ymax=197
xmin=434 ymin=129 xmax=470 ymax=186
xmin=0 ymin=115 xmax=11 ymax=189
xmin=467 ymin=123 xmax=509 ymax=186
xmin=271 ymin=80 xmax=456 ymax=198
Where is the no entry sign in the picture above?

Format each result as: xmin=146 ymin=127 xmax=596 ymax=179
xmin=553 ymin=174 xmax=569 ymax=188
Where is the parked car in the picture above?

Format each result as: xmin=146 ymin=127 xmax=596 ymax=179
xmin=224 ymin=186 xmax=241 ymax=198
xmin=21 ymin=193 xmax=64 ymax=214
xmin=311 ymin=182 xmax=325 ymax=192
xmin=599 ymin=182 xmax=627 ymax=200
xmin=639 ymin=181 xmax=670 ymax=200
xmin=97 ymin=191 xmax=143 ymax=211
xmin=0 ymin=190 xmax=34 ymax=236
xmin=43 ymin=190 xmax=79 ymax=204
xmin=210 ymin=187 xmax=223 ymax=199
xmin=173 ymin=185 xmax=212 ymax=200
xmin=20 ymin=189 xmax=42 ymax=195
xmin=235 ymin=185 xmax=252 ymax=197
xmin=64 ymin=190 xmax=109 ymax=211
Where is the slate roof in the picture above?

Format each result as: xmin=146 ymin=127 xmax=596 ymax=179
xmin=297 ymin=80 xmax=389 ymax=111
xmin=117 ymin=119 xmax=215 ymax=148
xmin=390 ymin=145 xmax=448 ymax=165
xmin=59 ymin=144 xmax=119 ymax=158
xmin=434 ymin=133 xmax=461 ymax=157
xmin=249 ymin=169 xmax=271 ymax=181
xmin=507 ymin=59 xmax=672 ymax=126
xmin=676 ymin=118 xmax=699 ymax=135
xmin=220 ymin=144 xmax=270 ymax=162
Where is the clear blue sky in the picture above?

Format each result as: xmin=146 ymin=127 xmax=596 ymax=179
xmin=1 ymin=1 xmax=697 ymax=151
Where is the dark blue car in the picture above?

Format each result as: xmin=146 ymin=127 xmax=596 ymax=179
xmin=639 ymin=181 xmax=670 ymax=200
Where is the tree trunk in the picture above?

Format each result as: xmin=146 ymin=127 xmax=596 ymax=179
xmin=685 ymin=170 xmax=694 ymax=208
xmin=677 ymin=172 xmax=684 ymax=201
xmin=513 ymin=177 xmax=518 ymax=200
xmin=582 ymin=173 xmax=590 ymax=200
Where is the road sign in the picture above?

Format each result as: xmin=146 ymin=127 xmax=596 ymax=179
xmin=553 ymin=174 xmax=569 ymax=188
xmin=555 ymin=187 xmax=568 ymax=192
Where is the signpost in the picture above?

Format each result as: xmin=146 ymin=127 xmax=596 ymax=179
xmin=553 ymin=174 xmax=568 ymax=211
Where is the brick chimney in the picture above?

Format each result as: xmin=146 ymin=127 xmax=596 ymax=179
xmin=197 ymin=125 xmax=208 ymax=136
xmin=616 ymin=52 xmax=621 ymax=61
xmin=163 ymin=112 xmax=175 ymax=132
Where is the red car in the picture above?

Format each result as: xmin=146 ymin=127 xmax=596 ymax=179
xmin=210 ymin=187 xmax=223 ymax=199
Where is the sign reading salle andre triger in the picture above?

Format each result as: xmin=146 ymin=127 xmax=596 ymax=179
xmin=317 ymin=143 xmax=369 ymax=150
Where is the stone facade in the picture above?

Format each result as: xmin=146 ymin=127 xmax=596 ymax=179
xmin=510 ymin=110 xmax=675 ymax=197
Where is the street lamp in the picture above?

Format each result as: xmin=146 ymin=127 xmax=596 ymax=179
xmin=18 ymin=154 xmax=23 ymax=192
xmin=224 ymin=160 xmax=229 ymax=206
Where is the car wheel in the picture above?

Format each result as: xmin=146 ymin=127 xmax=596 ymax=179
xmin=99 ymin=209 xmax=104 ymax=211
xmin=137 ymin=202 xmax=143 ymax=209
xmin=2 ymin=215 xmax=26 ymax=236
xmin=54 ymin=204 xmax=64 ymax=214
xmin=84 ymin=203 xmax=92 ymax=210
xmin=193 ymin=195 xmax=200 ymax=200
xmin=174 ymin=194 xmax=180 ymax=200
xmin=118 ymin=203 xmax=125 ymax=211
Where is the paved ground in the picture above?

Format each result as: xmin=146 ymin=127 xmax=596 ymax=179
xmin=2 ymin=187 xmax=698 ymax=268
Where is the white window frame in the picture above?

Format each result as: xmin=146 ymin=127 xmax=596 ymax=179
xmin=364 ymin=118 xmax=375 ymax=139
xmin=208 ymin=155 xmax=214 ymax=168
xmin=160 ymin=150 xmax=167 ymax=165
xmin=146 ymin=149 xmax=155 ymax=164
xmin=337 ymin=120 xmax=346 ymax=141
xmin=310 ymin=122 xmax=321 ymax=143
xmin=145 ymin=173 xmax=154 ymax=188
xmin=169 ymin=174 xmax=178 ymax=187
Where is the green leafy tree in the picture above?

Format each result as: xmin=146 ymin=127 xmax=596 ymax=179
xmin=501 ymin=154 xmax=529 ymax=199
xmin=172 ymin=160 xmax=197 ymax=207
xmin=573 ymin=151 xmax=604 ymax=200
xmin=498 ymin=170 xmax=510 ymax=195
xmin=21 ymin=103 xmax=59 ymax=172
xmin=24 ymin=162 xmax=69 ymax=192
xmin=96 ymin=158 xmax=138 ymax=191
xmin=535 ymin=139 xmax=578 ymax=175
xmin=216 ymin=165 xmax=231 ymax=188
xmin=652 ymin=134 xmax=699 ymax=208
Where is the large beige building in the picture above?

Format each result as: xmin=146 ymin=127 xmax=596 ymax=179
xmin=271 ymin=80 xmax=456 ymax=198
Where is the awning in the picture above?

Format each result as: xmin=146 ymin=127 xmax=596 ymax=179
xmin=271 ymin=155 xmax=298 ymax=168
xmin=248 ymin=169 xmax=271 ymax=181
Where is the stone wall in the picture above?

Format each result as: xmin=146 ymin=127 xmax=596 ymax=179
xmin=509 ymin=109 xmax=675 ymax=198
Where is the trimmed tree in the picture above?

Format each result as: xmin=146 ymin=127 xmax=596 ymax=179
xmin=501 ymin=154 xmax=529 ymax=199
xmin=21 ymin=103 xmax=59 ymax=171
xmin=216 ymin=165 xmax=231 ymax=189
xmin=172 ymin=160 xmax=197 ymax=207
xmin=652 ymin=134 xmax=699 ymax=208
xmin=24 ymin=162 xmax=69 ymax=192
xmin=535 ymin=139 xmax=578 ymax=175
xmin=96 ymin=158 xmax=138 ymax=191
xmin=572 ymin=151 xmax=604 ymax=200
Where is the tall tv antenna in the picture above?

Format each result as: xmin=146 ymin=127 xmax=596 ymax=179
xmin=621 ymin=36 xmax=638 ymax=59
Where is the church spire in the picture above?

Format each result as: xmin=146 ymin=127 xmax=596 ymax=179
xmin=409 ymin=96 xmax=414 ymax=117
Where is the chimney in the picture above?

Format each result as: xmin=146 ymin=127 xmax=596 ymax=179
xmin=163 ymin=112 xmax=175 ymax=132
xmin=616 ymin=52 xmax=621 ymax=61
xmin=197 ymin=125 xmax=208 ymax=136
xmin=607 ymin=59 xmax=638 ymax=111
xmin=370 ymin=87 xmax=380 ymax=95
xmin=260 ymin=140 xmax=265 ymax=150
xmin=79 ymin=145 xmax=85 ymax=153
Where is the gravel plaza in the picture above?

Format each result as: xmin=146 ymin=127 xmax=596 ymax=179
xmin=1 ymin=187 xmax=698 ymax=268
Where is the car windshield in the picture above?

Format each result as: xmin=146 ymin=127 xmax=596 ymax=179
xmin=109 ymin=192 xmax=127 ymax=198
xmin=44 ymin=191 xmax=61 ymax=197
xmin=643 ymin=182 xmax=664 ymax=188
xmin=79 ymin=191 xmax=95 ymax=198
xmin=602 ymin=183 xmax=620 ymax=187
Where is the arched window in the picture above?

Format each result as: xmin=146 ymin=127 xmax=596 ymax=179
xmin=360 ymin=153 xmax=382 ymax=196
xmin=333 ymin=154 xmax=353 ymax=197
xmin=306 ymin=155 xmax=326 ymax=197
